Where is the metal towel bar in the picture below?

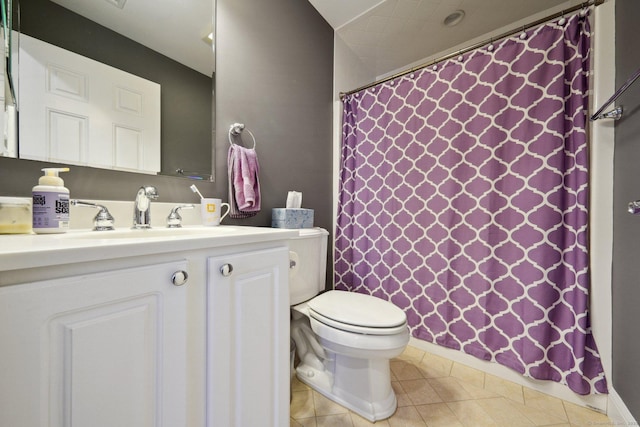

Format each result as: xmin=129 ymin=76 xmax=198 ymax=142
xmin=591 ymin=66 xmax=640 ymax=121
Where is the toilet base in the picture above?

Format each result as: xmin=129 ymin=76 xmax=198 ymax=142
xmin=295 ymin=352 xmax=397 ymax=422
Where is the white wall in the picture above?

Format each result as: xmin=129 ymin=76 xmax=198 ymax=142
xmin=589 ymin=0 xmax=617 ymax=418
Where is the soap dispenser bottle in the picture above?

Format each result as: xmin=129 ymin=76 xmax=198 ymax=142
xmin=32 ymin=167 xmax=70 ymax=234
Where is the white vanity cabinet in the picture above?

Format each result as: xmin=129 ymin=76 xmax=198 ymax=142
xmin=0 ymin=260 xmax=188 ymax=427
xmin=206 ymin=247 xmax=290 ymax=427
xmin=0 ymin=226 xmax=295 ymax=427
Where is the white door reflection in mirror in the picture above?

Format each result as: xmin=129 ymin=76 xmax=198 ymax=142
xmin=19 ymin=34 xmax=161 ymax=174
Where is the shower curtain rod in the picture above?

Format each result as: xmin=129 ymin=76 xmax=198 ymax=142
xmin=339 ymin=0 xmax=604 ymax=99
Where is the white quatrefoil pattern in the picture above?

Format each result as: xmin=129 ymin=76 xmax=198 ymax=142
xmin=335 ymin=12 xmax=607 ymax=395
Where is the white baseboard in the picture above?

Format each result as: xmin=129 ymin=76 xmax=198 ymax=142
xmin=607 ymin=388 xmax=638 ymax=425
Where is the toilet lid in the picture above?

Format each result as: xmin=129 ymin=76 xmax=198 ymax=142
xmin=307 ymin=290 xmax=407 ymax=334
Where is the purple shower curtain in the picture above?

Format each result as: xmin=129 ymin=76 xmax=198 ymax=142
xmin=335 ymin=12 xmax=607 ymax=395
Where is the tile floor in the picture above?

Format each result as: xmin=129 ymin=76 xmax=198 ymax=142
xmin=290 ymin=346 xmax=613 ymax=426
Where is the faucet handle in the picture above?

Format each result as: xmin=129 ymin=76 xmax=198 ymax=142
xmin=167 ymin=204 xmax=195 ymax=228
xmin=71 ymin=200 xmax=115 ymax=231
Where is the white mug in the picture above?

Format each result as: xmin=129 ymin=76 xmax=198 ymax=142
xmin=201 ymin=198 xmax=230 ymax=226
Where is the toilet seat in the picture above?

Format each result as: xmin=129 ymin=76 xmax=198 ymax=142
xmin=307 ymin=290 xmax=407 ymax=335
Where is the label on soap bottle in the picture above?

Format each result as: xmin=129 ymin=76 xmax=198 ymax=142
xmin=32 ymin=191 xmax=70 ymax=231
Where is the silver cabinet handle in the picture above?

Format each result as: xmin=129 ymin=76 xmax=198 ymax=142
xmin=220 ymin=264 xmax=233 ymax=277
xmin=171 ymin=270 xmax=189 ymax=286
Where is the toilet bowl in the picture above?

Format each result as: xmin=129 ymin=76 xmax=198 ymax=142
xmin=289 ymin=229 xmax=410 ymax=422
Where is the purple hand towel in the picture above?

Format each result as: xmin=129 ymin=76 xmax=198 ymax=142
xmin=228 ymin=144 xmax=261 ymax=218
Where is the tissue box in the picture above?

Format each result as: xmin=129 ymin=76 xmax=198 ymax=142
xmin=271 ymin=208 xmax=314 ymax=229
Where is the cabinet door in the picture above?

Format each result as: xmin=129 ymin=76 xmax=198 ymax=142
xmin=207 ymin=247 xmax=290 ymax=427
xmin=0 ymin=260 xmax=188 ymax=427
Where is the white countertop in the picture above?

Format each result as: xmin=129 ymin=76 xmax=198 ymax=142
xmin=0 ymin=226 xmax=297 ymax=272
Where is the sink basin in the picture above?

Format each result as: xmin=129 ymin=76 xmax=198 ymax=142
xmin=64 ymin=226 xmax=240 ymax=239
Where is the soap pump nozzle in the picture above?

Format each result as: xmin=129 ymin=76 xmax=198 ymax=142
xmin=39 ymin=167 xmax=70 ymax=186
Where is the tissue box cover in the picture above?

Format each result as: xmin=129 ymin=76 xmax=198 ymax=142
xmin=271 ymin=208 xmax=314 ymax=229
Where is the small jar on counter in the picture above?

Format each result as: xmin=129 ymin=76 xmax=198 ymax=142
xmin=0 ymin=197 xmax=32 ymax=234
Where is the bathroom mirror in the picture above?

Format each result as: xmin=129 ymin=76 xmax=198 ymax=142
xmin=8 ymin=0 xmax=215 ymax=180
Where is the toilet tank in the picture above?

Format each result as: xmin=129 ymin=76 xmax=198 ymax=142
xmin=289 ymin=228 xmax=329 ymax=305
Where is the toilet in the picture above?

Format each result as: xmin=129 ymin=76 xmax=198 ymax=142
xmin=289 ymin=228 xmax=410 ymax=422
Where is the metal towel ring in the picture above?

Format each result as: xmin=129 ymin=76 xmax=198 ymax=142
xmin=228 ymin=123 xmax=256 ymax=149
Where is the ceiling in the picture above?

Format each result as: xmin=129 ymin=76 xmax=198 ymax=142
xmin=50 ymin=0 xmax=214 ymax=76
xmin=308 ymin=0 xmax=582 ymax=77
xmin=50 ymin=0 xmax=583 ymax=79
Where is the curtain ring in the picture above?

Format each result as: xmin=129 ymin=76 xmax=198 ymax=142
xmin=558 ymin=11 xmax=566 ymax=26
xmin=519 ymin=27 xmax=527 ymax=40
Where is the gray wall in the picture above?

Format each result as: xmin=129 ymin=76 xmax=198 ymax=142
xmin=0 ymin=0 xmax=334 ymax=236
xmin=214 ymin=0 xmax=334 ymax=230
xmin=612 ymin=0 xmax=640 ymax=420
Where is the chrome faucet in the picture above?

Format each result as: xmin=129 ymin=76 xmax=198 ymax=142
xmin=132 ymin=186 xmax=159 ymax=229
